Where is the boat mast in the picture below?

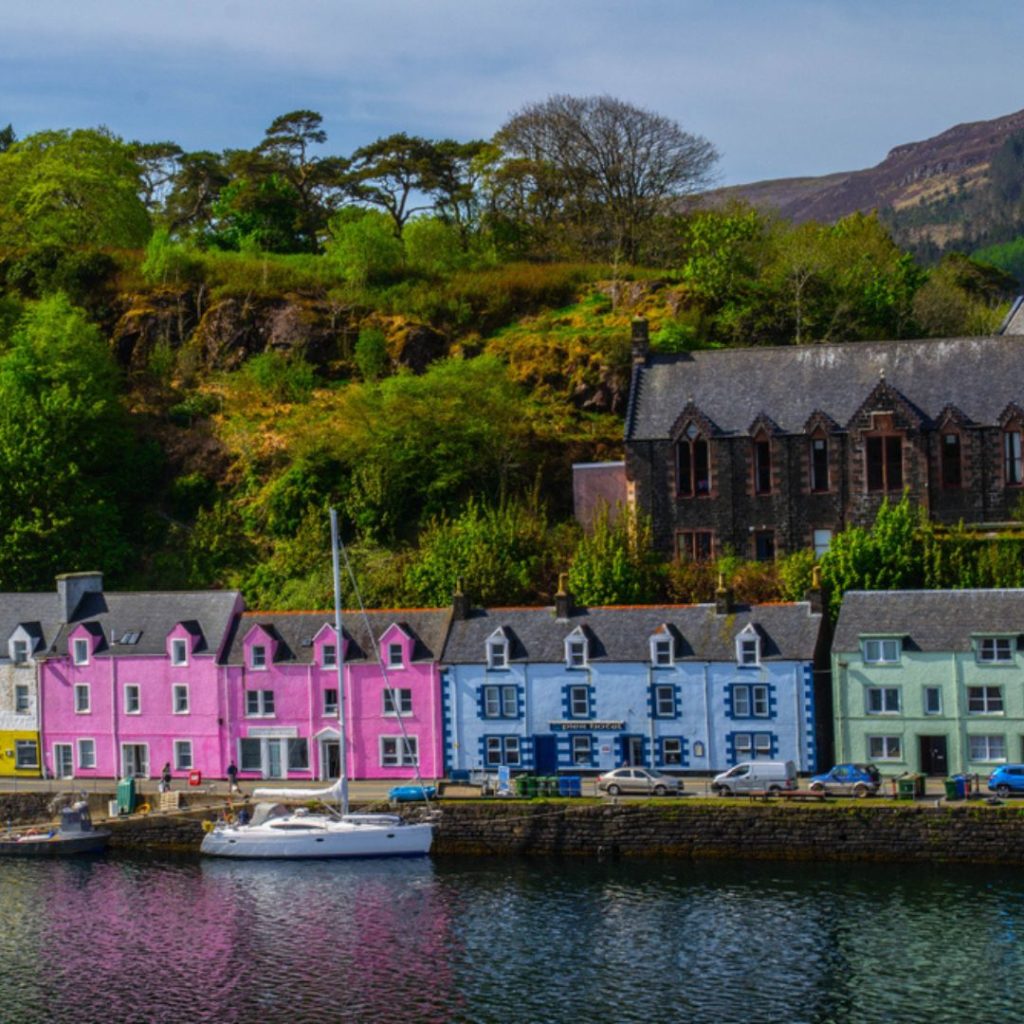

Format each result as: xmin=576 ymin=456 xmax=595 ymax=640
xmin=330 ymin=508 xmax=349 ymax=817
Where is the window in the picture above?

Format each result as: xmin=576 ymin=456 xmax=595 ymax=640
xmin=173 ymin=684 xmax=189 ymax=714
xmin=569 ymin=685 xmax=590 ymax=718
xmin=483 ymin=685 xmax=518 ymax=719
xmin=487 ymin=639 xmax=509 ymax=669
xmin=651 ymin=637 xmax=674 ymax=667
xmin=15 ymin=740 xmax=38 ymax=769
xmin=322 ymin=644 xmax=337 ymax=668
xmin=566 ymin=637 xmax=588 ymax=668
xmin=77 ymin=739 xmax=95 ymax=770
xmin=323 ymin=689 xmax=338 ymax=716
xmin=734 ymin=732 xmax=773 ymax=759
xmin=753 ymin=530 xmax=775 ymax=562
xmin=866 ymin=434 xmax=903 ymax=492
xmin=676 ymin=423 xmax=710 ymax=497
xmin=863 ymin=638 xmax=901 ymax=664
xmin=866 ymin=687 xmax=900 ymax=714
xmin=124 ymin=684 xmax=141 ymax=714
xmin=14 ymin=684 xmax=29 ymax=714
xmin=245 ymin=690 xmax=275 ymax=716
xmin=677 ymin=530 xmax=714 ymax=562
xmin=287 ymin=739 xmax=309 ymax=770
xmin=979 ymin=637 xmax=1014 ymax=663
xmin=941 ymin=432 xmax=962 ymax=488
xmin=387 ymin=643 xmax=403 ymax=668
xmin=239 ymin=738 xmax=262 ymax=772
xmin=74 ymin=684 xmax=90 ymax=714
xmin=571 ymin=735 xmax=593 ymax=766
xmin=753 ymin=436 xmax=772 ymax=494
xmin=924 ymin=687 xmax=942 ymax=715
xmin=251 ymin=645 xmax=267 ymax=670
xmin=662 ymin=738 xmax=683 ymax=765
xmin=968 ymin=686 xmax=1003 ymax=714
xmin=381 ymin=736 xmax=419 ymax=767
xmin=1005 ymin=429 xmax=1023 ymax=485
xmin=813 ymin=529 xmax=833 ymax=558
xmin=736 ymin=629 xmax=760 ymax=666
xmin=810 ymin=436 xmax=829 ymax=492
xmin=170 ymin=638 xmax=188 ymax=666
xmin=969 ymin=734 xmax=1006 ymax=761
xmin=383 ymin=688 xmax=413 ymax=716
xmin=868 ymin=735 xmax=902 ymax=760
xmin=12 ymin=639 xmax=28 ymax=664
xmin=654 ymin=684 xmax=676 ymax=717
xmin=733 ymin=684 xmax=770 ymax=718
xmin=484 ymin=735 xmax=520 ymax=767
xmin=72 ymin=638 xmax=89 ymax=665
xmin=174 ymin=740 xmax=193 ymax=770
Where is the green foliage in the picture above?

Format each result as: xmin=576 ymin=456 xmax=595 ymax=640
xmin=912 ymin=253 xmax=1014 ymax=335
xmin=354 ymin=327 xmax=388 ymax=381
xmin=237 ymin=351 xmax=316 ymax=403
xmin=325 ymin=209 xmax=405 ymax=286
xmin=973 ymin=235 xmax=1024 ymax=285
xmin=778 ymin=549 xmax=816 ymax=602
xmin=141 ymin=228 xmax=203 ymax=285
xmin=568 ymin=507 xmax=662 ymax=606
xmin=404 ymin=217 xmax=471 ymax=276
xmin=1 ymin=245 xmax=117 ymax=306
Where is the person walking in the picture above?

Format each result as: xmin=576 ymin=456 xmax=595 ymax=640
xmin=226 ymin=760 xmax=240 ymax=795
xmin=160 ymin=762 xmax=172 ymax=793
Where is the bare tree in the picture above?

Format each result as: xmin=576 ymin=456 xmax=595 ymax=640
xmin=495 ymin=94 xmax=718 ymax=261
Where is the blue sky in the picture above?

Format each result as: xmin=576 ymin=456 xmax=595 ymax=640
xmin=4 ymin=0 xmax=1024 ymax=186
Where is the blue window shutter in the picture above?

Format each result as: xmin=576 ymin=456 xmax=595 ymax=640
xmin=724 ymin=685 xmax=735 ymax=720
xmin=477 ymin=686 xmax=486 ymax=720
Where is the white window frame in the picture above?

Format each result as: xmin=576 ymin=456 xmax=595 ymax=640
xmin=383 ymin=687 xmax=413 ymax=716
xmin=736 ymin=626 xmax=760 ymax=666
xmin=978 ymin=637 xmax=1014 ymax=664
xmin=14 ymin=684 xmax=30 ymax=714
xmin=323 ymin=688 xmax=338 ymax=716
xmin=15 ymin=739 xmax=38 ymax=769
xmin=77 ymin=738 xmax=96 ymax=770
xmin=654 ymin=684 xmax=675 ymax=717
xmin=386 ymin=643 xmax=404 ymax=669
xmin=967 ymin=686 xmax=1004 ymax=714
xmin=250 ymin=644 xmax=267 ymax=670
xmin=569 ymin=685 xmax=590 ymax=718
xmin=662 ymin=738 xmax=683 ymax=765
xmin=245 ymin=690 xmax=275 ymax=717
xmin=863 ymin=638 xmax=901 ymax=664
xmin=969 ymin=734 xmax=1006 ymax=762
xmin=571 ymin=734 xmax=592 ymax=765
xmin=867 ymin=735 xmax=903 ymax=761
xmin=11 ymin=639 xmax=28 ymax=664
xmin=813 ymin=528 xmax=832 ymax=557
xmin=74 ymin=683 xmax=91 ymax=714
xmin=72 ymin=638 xmax=89 ymax=666
xmin=172 ymin=683 xmax=190 ymax=715
xmin=322 ymin=644 xmax=337 ymax=668
xmin=483 ymin=684 xmax=517 ymax=719
xmin=124 ymin=683 xmax=141 ymax=715
xmin=170 ymin=638 xmax=188 ymax=666
xmin=565 ymin=633 xmax=588 ymax=669
xmin=380 ymin=735 xmax=418 ymax=767
xmin=651 ymin=637 xmax=674 ymax=667
xmin=866 ymin=687 xmax=901 ymax=715
xmin=174 ymin=739 xmax=193 ymax=770
xmin=923 ymin=687 xmax=942 ymax=716
xmin=487 ymin=639 xmax=509 ymax=670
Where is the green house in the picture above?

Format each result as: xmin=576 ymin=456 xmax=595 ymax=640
xmin=832 ymin=590 xmax=1024 ymax=777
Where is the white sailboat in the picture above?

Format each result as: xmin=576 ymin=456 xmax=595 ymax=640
xmin=200 ymin=510 xmax=435 ymax=859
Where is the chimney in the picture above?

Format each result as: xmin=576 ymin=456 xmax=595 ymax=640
xmin=805 ymin=565 xmax=823 ymax=615
xmin=555 ymin=573 xmax=572 ymax=620
xmin=451 ymin=577 xmax=471 ymax=621
xmin=631 ymin=317 xmax=650 ymax=365
xmin=56 ymin=571 xmax=103 ymax=623
xmin=715 ymin=572 xmax=734 ymax=615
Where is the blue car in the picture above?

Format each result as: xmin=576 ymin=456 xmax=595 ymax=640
xmin=987 ymin=765 xmax=1024 ymax=797
xmin=808 ymin=763 xmax=881 ymax=797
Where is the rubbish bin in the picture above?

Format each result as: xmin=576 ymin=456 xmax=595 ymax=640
xmin=953 ymin=774 xmax=967 ymax=799
xmin=897 ymin=773 xmax=924 ymax=800
xmin=116 ymin=776 xmax=136 ymax=814
xmin=515 ymin=776 xmax=538 ymax=799
xmin=943 ymin=778 xmax=962 ymax=801
xmin=558 ymin=775 xmax=581 ymax=797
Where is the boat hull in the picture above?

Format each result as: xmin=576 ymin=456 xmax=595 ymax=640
xmin=0 ymin=831 xmax=111 ymax=858
xmin=200 ymin=818 xmax=433 ymax=859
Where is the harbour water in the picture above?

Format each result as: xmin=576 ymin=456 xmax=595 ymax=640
xmin=1 ymin=853 xmax=1021 ymax=1023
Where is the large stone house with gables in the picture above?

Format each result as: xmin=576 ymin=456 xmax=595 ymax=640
xmin=624 ymin=320 xmax=1024 ymax=559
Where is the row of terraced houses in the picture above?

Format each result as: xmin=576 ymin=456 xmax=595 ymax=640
xmin=5 ymin=571 xmax=1024 ymax=784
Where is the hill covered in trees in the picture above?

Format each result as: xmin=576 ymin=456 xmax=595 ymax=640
xmin=0 ymin=99 xmax=1020 ymax=615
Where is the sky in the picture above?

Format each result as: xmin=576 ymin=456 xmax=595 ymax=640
xmin=4 ymin=0 xmax=1024 ymax=187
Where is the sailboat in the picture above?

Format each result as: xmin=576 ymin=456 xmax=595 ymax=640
xmin=200 ymin=510 xmax=435 ymax=859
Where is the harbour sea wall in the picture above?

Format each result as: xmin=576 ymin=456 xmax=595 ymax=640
xmin=9 ymin=795 xmax=1024 ymax=863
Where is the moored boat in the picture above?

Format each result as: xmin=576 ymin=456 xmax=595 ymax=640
xmin=0 ymin=801 xmax=110 ymax=857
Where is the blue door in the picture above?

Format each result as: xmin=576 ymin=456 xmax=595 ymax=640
xmin=533 ymin=735 xmax=557 ymax=773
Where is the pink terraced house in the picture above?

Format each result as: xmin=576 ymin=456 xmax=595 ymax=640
xmin=39 ymin=572 xmax=243 ymax=782
xmin=221 ymin=609 xmax=448 ymax=781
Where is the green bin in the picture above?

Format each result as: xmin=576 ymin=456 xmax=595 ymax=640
xmin=543 ymin=776 xmax=559 ymax=797
xmin=515 ymin=776 xmax=538 ymax=799
xmin=117 ymin=776 xmax=137 ymax=814
xmin=943 ymin=778 xmax=961 ymax=801
xmin=897 ymin=773 xmax=925 ymax=800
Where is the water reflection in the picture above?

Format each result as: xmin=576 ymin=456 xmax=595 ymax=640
xmin=1 ymin=856 xmax=1023 ymax=1023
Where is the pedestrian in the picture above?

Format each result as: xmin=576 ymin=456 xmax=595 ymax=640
xmin=227 ymin=760 xmax=239 ymax=794
xmin=160 ymin=762 xmax=172 ymax=793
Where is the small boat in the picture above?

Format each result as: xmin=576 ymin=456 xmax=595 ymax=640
xmin=0 ymin=801 xmax=110 ymax=857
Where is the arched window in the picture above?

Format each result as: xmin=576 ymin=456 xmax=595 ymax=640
xmin=676 ymin=423 xmax=710 ymax=497
xmin=753 ymin=432 xmax=772 ymax=495
xmin=1004 ymin=425 xmax=1023 ymax=486
xmin=809 ymin=433 xmax=829 ymax=492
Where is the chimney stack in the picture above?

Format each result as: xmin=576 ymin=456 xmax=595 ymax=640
xmin=631 ymin=317 xmax=650 ymax=365
xmin=555 ymin=573 xmax=572 ymax=620
xmin=56 ymin=571 xmax=103 ymax=624
xmin=451 ymin=577 xmax=471 ymax=621
xmin=805 ymin=565 xmax=823 ymax=615
xmin=715 ymin=572 xmax=734 ymax=615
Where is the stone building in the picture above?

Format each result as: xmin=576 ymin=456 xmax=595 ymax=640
xmin=624 ymin=320 xmax=1024 ymax=559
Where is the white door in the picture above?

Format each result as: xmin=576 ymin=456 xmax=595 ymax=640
xmin=122 ymin=744 xmax=149 ymax=778
xmin=54 ymin=744 xmax=73 ymax=779
xmin=266 ymin=739 xmax=284 ymax=779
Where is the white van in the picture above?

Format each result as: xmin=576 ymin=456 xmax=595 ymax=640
xmin=712 ymin=760 xmax=797 ymax=796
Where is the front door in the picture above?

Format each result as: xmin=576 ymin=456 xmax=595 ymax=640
xmin=121 ymin=744 xmax=149 ymax=779
xmin=919 ymin=735 xmax=948 ymax=775
xmin=266 ymin=739 xmax=284 ymax=779
xmin=621 ymin=735 xmax=645 ymax=766
xmin=321 ymin=740 xmax=340 ymax=780
xmin=533 ymin=735 xmax=557 ymax=774
xmin=54 ymin=744 xmax=73 ymax=779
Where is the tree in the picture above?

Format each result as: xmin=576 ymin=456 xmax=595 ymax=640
xmin=130 ymin=140 xmax=184 ymax=212
xmin=0 ymin=124 xmax=15 ymax=153
xmin=162 ymin=150 xmax=230 ymax=236
xmin=494 ymin=94 xmax=719 ymax=261
xmin=568 ymin=506 xmax=662 ymax=605
xmin=325 ymin=208 xmax=404 ymax=286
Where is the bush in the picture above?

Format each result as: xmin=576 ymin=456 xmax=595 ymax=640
xmin=354 ymin=327 xmax=389 ymax=381
xmin=238 ymin=351 xmax=316 ymax=403
xmin=325 ymin=209 xmax=404 ymax=287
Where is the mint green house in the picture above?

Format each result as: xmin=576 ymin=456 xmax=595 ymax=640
xmin=832 ymin=590 xmax=1024 ymax=777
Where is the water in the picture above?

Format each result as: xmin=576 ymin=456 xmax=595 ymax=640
xmin=0 ymin=854 xmax=1019 ymax=1024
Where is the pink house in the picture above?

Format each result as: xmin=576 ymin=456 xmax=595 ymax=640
xmin=38 ymin=572 xmax=243 ymax=781
xmin=220 ymin=608 xmax=448 ymax=782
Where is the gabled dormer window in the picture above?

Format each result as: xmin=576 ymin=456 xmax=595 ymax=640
xmin=486 ymin=629 xmax=509 ymax=670
xmin=251 ymin=645 xmax=267 ymax=670
xmin=170 ymin=638 xmax=188 ymax=666
xmin=72 ymin=638 xmax=89 ymax=666
xmin=386 ymin=643 xmax=403 ymax=669
xmin=565 ymin=630 xmax=588 ymax=669
xmin=650 ymin=635 xmax=674 ymax=667
xmin=863 ymin=637 xmax=901 ymax=665
xmin=322 ymin=644 xmax=337 ymax=668
xmin=736 ymin=625 xmax=760 ymax=667
xmin=11 ymin=639 xmax=28 ymax=664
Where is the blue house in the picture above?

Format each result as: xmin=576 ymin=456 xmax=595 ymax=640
xmin=441 ymin=584 xmax=827 ymax=776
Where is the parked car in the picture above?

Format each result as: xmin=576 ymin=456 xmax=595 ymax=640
xmin=596 ymin=767 xmax=681 ymax=797
xmin=808 ymin=763 xmax=881 ymax=798
xmin=987 ymin=764 xmax=1024 ymax=797
xmin=711 ymin=760 xmax=797 ymax=796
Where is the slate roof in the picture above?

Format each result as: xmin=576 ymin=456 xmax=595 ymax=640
xmin=443 ymin=602 xmax=822 ymax=664
xmin=625 ymin=336 xmax=1024 ymax=440
xmin=833 ymin=589 xmax=1024 ymax=653
xmin=222 ymin=609 xmax=451 ymax=666
xmin=48 ymin=590 xmax=241 ymax=659
xmin=0 ymin=592 xmax=65 ymax=659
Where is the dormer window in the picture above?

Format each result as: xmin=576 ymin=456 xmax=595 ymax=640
xmin=72 ymin=638 xmax=89 ymax=666
xmin=487 ymin=636 xmax=509 ymax=670
xmin=251 ymin=645 xmax=267 ymax=670
xmin=650 ymin=636 xmax=674 ymax=667
xmin=978 ymin=637 xmax=1014 ymax=664
xmin=736 ymin=625 xmax=760 ymax=666
xmin=387 ymin=643 xmax=403 ymax=669
xmin=565 ymin=632 xmax=588 ymax=669
xmin=863 ymin=637 xmax=901 ymax=664
xmin=322 ymin=644 xmax=337 ymax=668
xmin=170 ymin=638 xmax=188 ymax=666
xmin=11 ymin=640 xmax=28 ymax=664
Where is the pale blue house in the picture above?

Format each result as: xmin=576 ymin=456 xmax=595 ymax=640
xmin=441 ymin=585 xmax=828 ymax=776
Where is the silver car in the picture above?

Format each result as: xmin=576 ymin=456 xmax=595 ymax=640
xmin=596 ymin=767 xmax=681 ymax=797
